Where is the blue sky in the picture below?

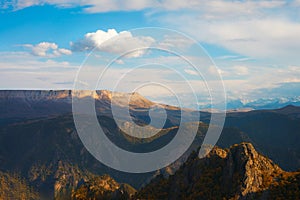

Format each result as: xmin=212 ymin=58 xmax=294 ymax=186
xmin=1 ymin=0 xmax=300 ymax=107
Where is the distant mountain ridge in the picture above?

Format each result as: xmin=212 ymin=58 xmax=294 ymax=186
xmin=224 ymin=96 xmax=300 ymax=110
xmin=0 ymin=89 xmax=152 ymax=106
xmin=0 ymin=90 xmax=179 ymax=125
xmin=2 ymin=90 xmax=300 ymax=112
xmin=2 ymin=90 xmax=300 ymax=111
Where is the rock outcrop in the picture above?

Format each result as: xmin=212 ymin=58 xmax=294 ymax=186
xmin=135 ymin=143 xmax=300 ymax=200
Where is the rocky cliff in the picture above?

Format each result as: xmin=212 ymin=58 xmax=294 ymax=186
xmin=136 ymin=143 xmax=300 ymax=200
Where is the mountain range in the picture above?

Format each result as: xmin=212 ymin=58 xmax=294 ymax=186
xmin=225 ymin=96 xmax=300 ymax=110
xmin=1 ymin=90 xmax=300 ymax=199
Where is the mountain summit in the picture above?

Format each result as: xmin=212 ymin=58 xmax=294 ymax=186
xmin=95 ymin=90 xmax=154 ymax=108
xmin=136 ymin=142 xmax=300 ymax=199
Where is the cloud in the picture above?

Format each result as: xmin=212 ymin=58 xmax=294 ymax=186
xmin=57 ymin=48 xmax=72 ymax=55
xmin=80 ymin=0 xmax=156 ymax=13
xmin=115 ymin=59 xmax=125 ymax=64
xmin=1 ymin=51 xmax=299 ymax=107
xmin=216 ymin=55 xmax=252 ymax=62
xmin=1 ymin=0 xmax=300 ymax=104
xmin=216 ymin=55 xmax=240 ymax=60
xmin=217 ymin=63 xmax=300 ymax=99
xmin=23 ymin=42 xmax=72 ymax=57
xmin=181 ymin=0 xmax=286 ymax=19
xmin=4 ymin=0 xmax=286 ymax=14
xmin=293 ymin=0 xmax=300 ymax=6
xmin=263 ymin=82 xmax=300 ymax=97
xmin=159 ymin=7 xmax=300 ymax=61
xmin=0 ymin=0 xmax=153 ymax=12
xmin=71 ymin=29 xmax=155 ymax=58
xmin=4 ymin=0 xmax=297 ymax=61
xmin=232 ymin=66 xmax=249 ymax=76
xmin=0 ymin=51 xmax=75 ymax=71
xmin=184 ymin=69 xmax=198 ymax=76
xmin=0 ymin=51 xmax=77 ymax=89
xmin=71 ymin=29 xmax=119 ymax=51
xmin=2 ymin=0 xmax=155 ymax=12
xmin=158 ymin=34 xmax=195 ymax=49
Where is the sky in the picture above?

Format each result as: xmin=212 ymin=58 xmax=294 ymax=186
xmin=1 ymin=0 xmax=300 ymax=108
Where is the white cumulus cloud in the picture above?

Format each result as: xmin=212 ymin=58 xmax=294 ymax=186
xmin=23 ymin=42 xmax=72 ymax=57
xmin=71 ymin=29 xmax=155 ymax=58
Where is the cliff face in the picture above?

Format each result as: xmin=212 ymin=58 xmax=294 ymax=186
xmin=0 ymin=90 xmax=158 ymax=124
xmin=222 ymin=143 xmax=283 ymax=198
xmin=0 ymin=90 xmax=72 ymax=100
xmin=0 ymin=90 xmax=153 ymax=106
xmin=136 ymin=143 xmax=300 ymax=200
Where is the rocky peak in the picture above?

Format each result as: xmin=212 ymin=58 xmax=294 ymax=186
xmin=227 ymin=143 xmax=281 ymax=173
xmin=72 ymin=173 xmax=137 ymax=200
xmin=96 ymin=90 xmax=154 ymax=108
xmin=206 ymin=146 xmax=228 ymax=159
xmin=136 ymin=142 xmax=287 ymax=200
xmin=96 ymin=90 xmax=113 ymax=100
xmin=223 ymin=143 xmax=282 ymax=197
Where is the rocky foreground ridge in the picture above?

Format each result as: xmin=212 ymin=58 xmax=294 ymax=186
xmin=135 ymin=142 xmax=300 ymax=200
xmin=1 ymin=143 xmax=299 ymax=199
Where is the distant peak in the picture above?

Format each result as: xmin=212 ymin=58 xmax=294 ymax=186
xmin=281 ymin=104 xmax=297 ymax=109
